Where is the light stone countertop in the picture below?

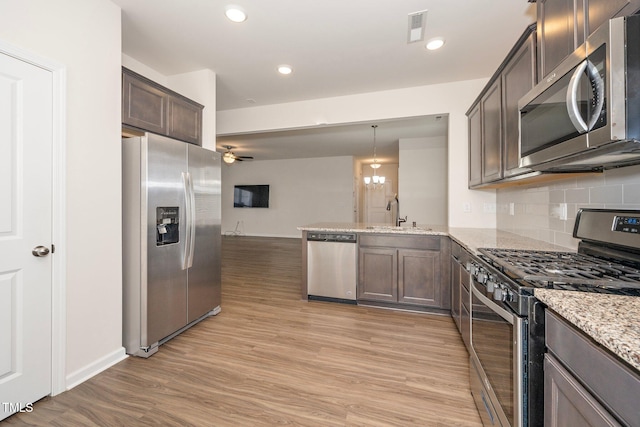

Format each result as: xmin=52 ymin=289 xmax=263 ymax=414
xmin=298 ymin=223 xmax=569 ymax=254
xmin=298 ymin=222 xmax=638 ymax=372
xmin=297 ymin=222 xmax=449 ymax=236
xmin=535 ymin=289 xmax=640 ymax=372
xmin=447 ymin=227 xmax=570 ymax=254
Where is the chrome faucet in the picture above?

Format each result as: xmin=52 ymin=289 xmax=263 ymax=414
xmin=393 ymin=194 xmax=407 ymax=226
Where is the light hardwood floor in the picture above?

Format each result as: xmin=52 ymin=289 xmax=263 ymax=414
xmin=5 ymin=236 xmax=482 ymax=426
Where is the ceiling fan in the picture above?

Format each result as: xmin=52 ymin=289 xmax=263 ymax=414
xmin=221 ymin=145 xmax=254 ymax=164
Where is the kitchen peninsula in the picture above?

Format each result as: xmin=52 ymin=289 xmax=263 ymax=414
xmin=298 ymin=222 xmax=640 ymax=381
xmin=300 ymin=222 xmax=451 ymax=312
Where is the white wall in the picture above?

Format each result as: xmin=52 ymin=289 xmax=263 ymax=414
xmin=222 ymin=157 xmax=355 ymax=237
xmin=217 ymin=79 xmax=497 ymax=228
xmin=399 ymin=136 xmax=448 ymax=226
xmin=0 ymin=0 xmax=124 ymax=386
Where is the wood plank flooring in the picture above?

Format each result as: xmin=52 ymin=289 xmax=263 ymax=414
xmin=5 ymin=236 xmax=482 ymax=426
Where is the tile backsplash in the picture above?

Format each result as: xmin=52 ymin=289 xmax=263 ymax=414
xmin=496 ymin=164 xmax=640 ymax=250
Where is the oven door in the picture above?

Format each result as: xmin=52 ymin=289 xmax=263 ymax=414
xmin=470 ymin=280 xmax=525 ymax=427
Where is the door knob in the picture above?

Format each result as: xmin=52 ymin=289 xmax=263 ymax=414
xmin=32 ymin=246 xmax=50 ymax=257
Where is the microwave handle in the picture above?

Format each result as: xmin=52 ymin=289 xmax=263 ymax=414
xmin=566 ymin=59 xmax=605 ymax=132
xmin=566 ymin=60 xmax=590 ymax=133
xmin=586 ymin=60 xmax=605 ymax=131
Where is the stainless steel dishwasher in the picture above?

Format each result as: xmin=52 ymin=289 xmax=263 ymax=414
xmin=307 ymin=232 xmax=357 ymax=304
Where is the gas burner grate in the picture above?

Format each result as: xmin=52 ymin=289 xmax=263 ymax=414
xmin=479 ymin=248 xmax=640 ymax=290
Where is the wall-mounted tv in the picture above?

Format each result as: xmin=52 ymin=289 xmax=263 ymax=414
xmin=234 ymin=185 xmax=270 ymax=208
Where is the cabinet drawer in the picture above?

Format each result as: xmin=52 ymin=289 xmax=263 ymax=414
xmin=546 ymin=311 xmax=640 ymax=426
xmin=359 ymin=234 xmax=440 ymax=250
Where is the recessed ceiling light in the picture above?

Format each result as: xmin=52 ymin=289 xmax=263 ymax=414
xmin=225 ymin=5 xmax=247 ymax=23
xmin=277 ymin=65 xmax=293 ymax=75
xmin=426 ymin=37 xmax=445 ymax=50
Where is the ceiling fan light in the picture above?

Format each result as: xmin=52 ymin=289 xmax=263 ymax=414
xmin=378 ymin=176 xmax=386 ymax=184
xmin=372 ymin=175 xmax=379 ymax=184
xmin=364 ymin=176 xmax=371 ymax=185
xmin=223 ymin=152 xmax=236 ymax=164
xmin=370 ymin=163 xmax=381 ymax=169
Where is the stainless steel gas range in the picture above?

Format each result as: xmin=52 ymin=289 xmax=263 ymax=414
xmin=465 ymin=209 xmax=640 ymax=427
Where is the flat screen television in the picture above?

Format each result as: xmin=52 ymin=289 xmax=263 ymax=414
xmin=234 ymin=185 xmax=269 ymax=208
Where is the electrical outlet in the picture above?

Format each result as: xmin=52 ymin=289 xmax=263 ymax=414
xmin=463 ymin=203 xmax=472 ymax=213
xmin=550 ymin=203 xmax=568 ymax=220
xmin=509 ymin=202 xmax=515 ymax=216
xmin=559 ymin=203 xmax=568 ymax=220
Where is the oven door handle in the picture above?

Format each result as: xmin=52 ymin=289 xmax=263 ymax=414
xmin=471 ymin=282 xmax=515 ymax=325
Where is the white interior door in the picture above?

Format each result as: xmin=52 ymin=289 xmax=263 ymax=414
xmin=365 ymin=181 xmax=393 ymax=224
xmin=0 ymin=52 xmax=53 ymax=421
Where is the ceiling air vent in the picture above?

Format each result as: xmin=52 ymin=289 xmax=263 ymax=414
xmin=407 ymin=10 xmax=428 ymax=43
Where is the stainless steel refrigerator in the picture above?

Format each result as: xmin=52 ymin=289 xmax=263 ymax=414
xmin=122 ymin=133 xmax=221 ymax=357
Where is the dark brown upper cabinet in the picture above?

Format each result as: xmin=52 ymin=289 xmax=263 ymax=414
xmin=501 ymin=30 xmax=537 ymax=178
xmin=467 ymin=25 xmax=536 ymax=188
xmin=122 ymin=67 xmax=203 ymax=146
xmin=537 ymin=0 xmax=640 ymax=80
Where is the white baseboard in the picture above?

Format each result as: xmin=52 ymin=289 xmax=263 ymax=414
xmin=65 ymin=347 xmax=128 ymax=390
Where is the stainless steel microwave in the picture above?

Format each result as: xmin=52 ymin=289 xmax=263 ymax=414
xmin=518 ymin=14 xmax=640 ymax=172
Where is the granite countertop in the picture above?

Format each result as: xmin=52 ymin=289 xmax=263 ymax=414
xmin=298 ymin=223 xmax=568 ymax=254
xmin=535 ymin=289 xmax=640 ymax=372
xmin=297 ymin=222 xmax=449 ymax=236
xmin=447 ymin=227 xmax=569 ymax=254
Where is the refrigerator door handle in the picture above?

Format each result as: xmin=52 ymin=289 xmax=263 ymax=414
xmin=181 ymin=172 xmax=193 ymax=270
xmin=185 ymin=172 xmax=196 ymax=269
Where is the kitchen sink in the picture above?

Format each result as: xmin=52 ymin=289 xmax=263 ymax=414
xmin=365 ymin=225 xmax=432 ymax=231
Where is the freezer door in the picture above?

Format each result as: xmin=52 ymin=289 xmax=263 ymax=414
xmin=186 ymin=144 xmax=221 ymax=322
xmin=144 ymin=134 xmax=189 ymax=346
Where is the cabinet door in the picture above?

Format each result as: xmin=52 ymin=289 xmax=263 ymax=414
xmin=502 ymin=31 xmax=536 ymax=178
xmin=544 ymin=354 xmax=622 ymax=427
xmin=537 ymin=0 xmax=582 ymax=79
xmin=122 ymin=70 xmax=168 ymax=135
xmin=588 ymin=0 xmax=640 ymax=36
xmin=168 ymin=96 xmax=202 ymax=145
xmin=450 ymin=255 xmax=461 ymax=332
xmin=398 ymin=249 xmax=442 ymax=307
xmin=468 ymin=103 xmax=482 ymax=188
xmin=481 ymin=79 xmax=503 ymax=183
xmin=358 ymin=247 xmax=397 ymax=302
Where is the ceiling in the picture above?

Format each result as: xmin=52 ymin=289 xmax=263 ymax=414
xmin=112 ymin=0 xmax=536 ymax=162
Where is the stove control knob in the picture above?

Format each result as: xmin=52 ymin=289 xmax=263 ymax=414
xmin=477 ymin=271 xmax=488 ymax=284
xmin=486 ymin=278 xmax=496 ymax=293
xmin=505 ymin=289 xmax=515 ymax=302
xmin=472 ymin=263 xmax=480 ymax=276
xmin=494 ymin=286 xmax=506 ymax=302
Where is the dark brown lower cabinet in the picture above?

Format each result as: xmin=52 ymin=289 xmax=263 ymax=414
xmin=357 ymin=235 xmax=450 ymax=310
xmin=544 ymin=355 xmax=621 ymax=426
xmin=358 ymin=247 xmax=397 ymax=302
xmin=544 ymin=311 xmax=640 ymax=426
xmin=450 ymin=242 xmax=463 ymax=332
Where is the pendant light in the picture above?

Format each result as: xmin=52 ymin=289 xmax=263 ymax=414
xmin=364 ymin=125 xmax=385 ymax=188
